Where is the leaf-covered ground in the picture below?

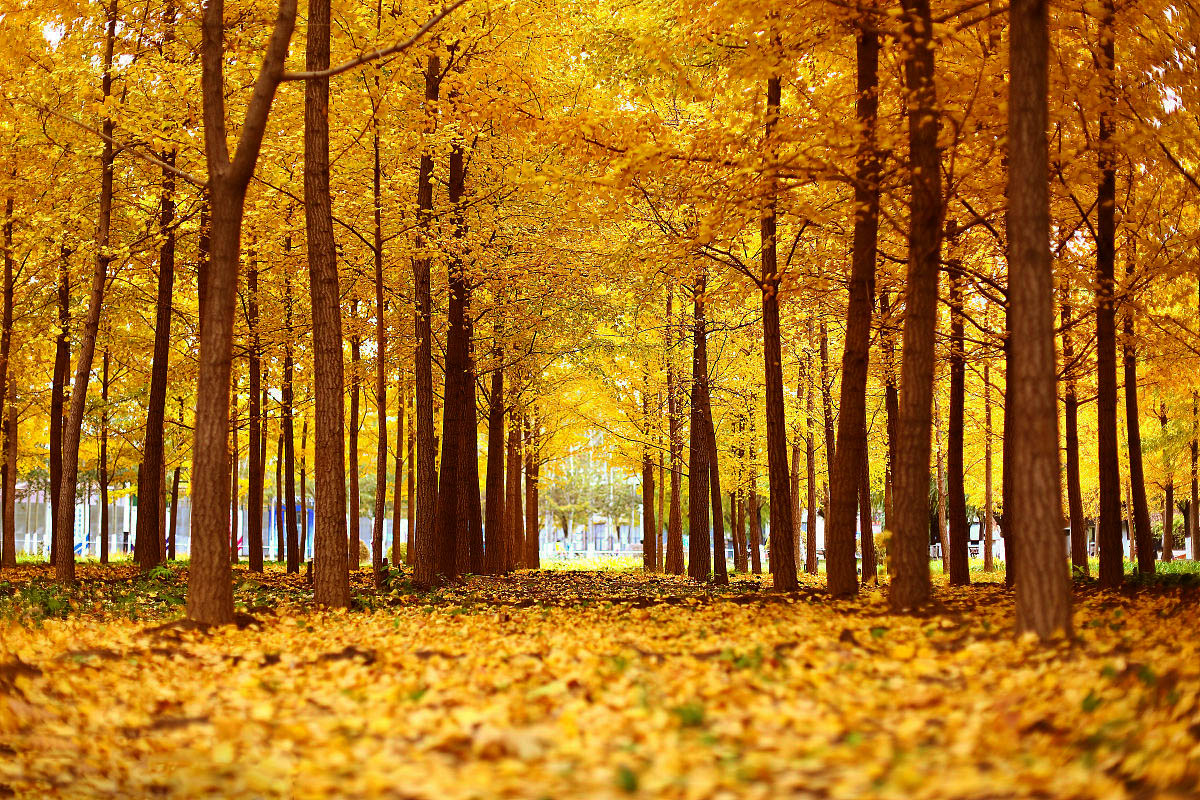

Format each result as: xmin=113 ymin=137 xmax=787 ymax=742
xmin=3 ymin=564 xmax=1200 ymax=798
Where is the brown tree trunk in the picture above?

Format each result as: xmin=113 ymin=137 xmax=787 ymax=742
xmin=935 ymin=399 xmax=949 ymax=573
xmin=983 ymin=361 xmax=995 ymax=572
xmin=1062 ymin=297 xmax=1087 ymax=574
xmin=879 ymin=289 xmax=900 ymax=531
xmin=748 ymin=415 xmax=762 ymax=575
xmin=827 ymin=19 xmax=879 ymax=596
xmin=189 ymin=0 xmax=297 ymax=623
xmin=859 ymin=421 xmax=876 ymax=583
xmin=1161 ymin=402 xmax=1174 ymax=561
xmin=889 ymin=0 xmax=942 ymax=611
xmin=642 ymin=390 xmax=656 ymax=572
xmin=688 ymin=274 xmax=711 ymax=582
xmin=804 ymin=337 xmax=818 ymax=574
xmin=282 ymin=296 xmax=299 ymax=572
xmin=168 ymin=466 xmax=180 ymax=560
xmin=349 ymin=313 xmax=362 ymax=567
xmin=483 ymin=346 xmax=506 ymax=574
xmin=411 ymin=54 xmax=441 ymax=584
xmin=760 ymin=73 xmax=797 ymax=591
xmin=703 ymin=364 xmax=727 ymax=586
xmin=665 ymin=288 xmax=685 ymax=575
xmin=1124 ymin=266 xmax=1153 ymax=575
xmin=1192 ymin=390 xmax=1198 ymax=560
xmin=1094 ymin=0 xmax=1123 ymax=589
xmin=505 ymin=406 xmax=523 ymax=570
xmin=524 ymin=412 xmax=539 ymax=570
xmin=819 ymin=320 xmax=835 ymax=509
xmin=231 ymin=379 xmax=239 ymax=563
xmin=247 ymin=258 xmax=263 ymax=572
xmin=1007 ymin=0 xmax=1072 ymax=638
xmin=405 ymin=388 xmax=415 ymax=563
xmin=50 ymin=251 xmax=70 ymax=566
xmin=303 ymin=0 xmax=350 ymax=605
xmin=371 ymin=76 xmax=388 ymax=579
xmin=300 ymin=414 xmax=309 ymax=557
xmin=946 ymin=255 xmax=970 ymax=585
xmin=0 ymin=188 xmax=16 ymax=569
xmin=432 ymin=141 xmax=470 ymax=584
xmin=58 ymin=0 xmax=120 ymax=583
xmin=276 ymin=432 xmax=285 ymax=562
xmin=392 ymin=383 xmax=405 ymax=566
xmin=657 ymin=446 xmax=665 ymax=572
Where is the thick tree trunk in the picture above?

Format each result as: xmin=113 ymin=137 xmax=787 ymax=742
xmin=304 ymin=0 xmax=350 ymax=605
xmin=1094 ymin=0 xmax=1123 ymax=589
xmin=1062 ymin=298 xmax=1087 ymax=573
xmin=827 ymin=20 xmax=880 ymax=596
xmin=431 ymin=142 xmax=470 ymax=585
xmin=946 ymin=257 xmax=970 ymax=585
xmin=58 ymin=0 xmax=120 ymax=583
xmin=889 ymin=0 xmax=942 ymax=611
xmin=483 ymin=348 xmax=506 ymax=574
xmin=688 ymin=275 xmax=711 ymax=582
xmin=411 ymin=54 xmax=441 ymax=583
xmin=247 ymin=260 xmax=263 ymax=572
xmin=1007 ymin=0 xmax=1072 ymax=638
xmin=665 ymin=287 xmax=685 ymax=574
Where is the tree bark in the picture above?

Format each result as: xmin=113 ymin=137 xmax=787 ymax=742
xmin=664 ymin=289 xmax=685 ymax=575
xmin=859 ymin=420 xmax=876 ymax=583
xmin=484 ymin=345 xmax=506 ymax=574
xmin=392 ymin=383 xmax=405 ymax=566
xmin=983 ymin=361 xmax=995 ymax=571
xmin=371 ymin=70 xmax=388 ymax=579
xmin=804 ymin=335 xmax=818 ymax=574
xmin=1161 ymin=402 xmax=1174 ymax=561
xmin=0 ymin=187 xmax=16 ymax=569
xmin=406 ymin=388 xmax=415 ymax=563
xmin=1192 ymin=390 xmax=1198 ymax=560
xmin=1062 ymin=297 xmax=1087 ymax=573
xmin=889 ymin=0 xmax=942 ymax=611
xmin=506 ymin=405 xmax=523 ymax=570
xmin=1007 ymin=0 xmax=1072 ymax=638
xmin=282 ymin=286 xmax=299 ymax=573
xmin=231 ymin=377 xmax=239 ymax=563
xmin=58 ymin=0 xmax=120 ymax=583
xmin=349 ymin=308 xmax=361 ymax=567
xmin=688 ymin=274 xmax=711 ymax=582
xmin=642 ymin=390 xmax=656 ymax=572
xmin=169 ymin=466 xmax=180 ymax=560
xmin=247 ymin=257 xmax=263 ymax=572
xmin=189 ymin=0 xmax=297 ymax=623
xmin=524 ymin=412 xmax=540 ymax=569
xmin=748 ymin=410 xmax=762 ymax=574
xmin=1124 ymin=267 xmax=1153 ymax=575
xmin=935 ymin=398 xmax=949 ymax=573
xmin=760 ymin=73 xmax=797 ymax=591
xmin=827 ymin=19 xmax=880 ymax=596
xmin=1094 ymin=0 xmax=1123 ymax=589
xmin=411 ymin=54 xmax=441 ymax=584
xmin=50 ymin=251 xmax=69 ymax=567
xmin=946 ymin=255 xmax=970 ymax=585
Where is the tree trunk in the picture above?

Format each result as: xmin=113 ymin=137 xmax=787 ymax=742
xmin=282 ymin=300 xmax=299 ymax=572
xmin=349 ymin=312 xmax=362 ymax=567
xmin=879 ymin=289 xmax=900 ymax=531
xmin=371 ymin=76 xmax=388 ymax=579
xmin=804 ymin=337 xmax=818 ymax=574
xmin=58 ymin=0 xmax=120 ymax=583
xmin=946 ymin=255 xmax=970 ymax=585
xmin=1124 ymin=270 xmax=1153 ymax=575
xmin=50 ymin=249 xmax=70 ymax=566
xmin=889 ymin=0 xmax=942 ymax=611
xmin=168 ymin=466 xmax=180 ymax=560
xmin=97 ymin=347 xmax=109 ymax=565
xmin=935 ymin=399 xmax=949 ymax=573
xmin=247 ymin=258 xmax=263 ymax=572
xmin=1094 ymin=0 xmax=1123 ymax=589
xmin=819 ymin=319 xmax=835 ymax=507
xmin=276 ymin=432 xmax=285 ymax=561
xmin=827 ymin=19 xmax=879 ymax=596
xmin=859 ymin=421 xmax=876 ymax=583
xmin=231 ymin=378 xmax=240 ymax=563
xmin=1161 ymin=402 xmax=1174 ymax=561
xmin=1192 ymin=390 xmax=1198 ymax=560
xmin=300 ymin=414 xmax=309 ymax=557
xmin=983 ymin=361 xmax=995 ymax=572
xmin=431 ymin=141 xmax=470 ymax=585
xmin=391 ymin=384 xmax=404 ymax=566
xmin=1062 ymin=297 xmax=1087 ymax=574
xmin=484 ymin=347 xmax=506 ymax=574
xmin=703 ymin=360 xmax=727 ymax=586
xmin=0 ymin=188 xmax=16 ymax=569
xmin=688 ymin=274 xmax=712 ymax=582
xmin=406 ymin=388 xmax=416 ymax=563
xmin=525 ymin=412 xmax=540 ymax=570
xmin=411 ymin=54 xmax=441 ymax=583
xmin=665 ymin=287 xmax=685 ymax=574
xmin=505 ymin=405 xmax=523 ymax=570
xmin=760 ymin=75 xmax=797 ymax=591
xmin=1007 ymin=0 xmax=1072 ymax=638
xmin=642 ymin=390 xmax=656 ymax=572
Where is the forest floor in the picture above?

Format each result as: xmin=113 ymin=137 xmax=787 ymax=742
xmin=2 ymin=563 xmax=1200 ymax=799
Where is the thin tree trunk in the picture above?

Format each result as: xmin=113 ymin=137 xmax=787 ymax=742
xmin=946 ymin=252 xmax=970 ymax=585
xmin=370 ymin=60 xmax=388 ymax=578
xmin=168 ymin=466 xmax=180 ymax=560
xmin=483 ymin=345 xmax=506 ymax=574
xmin=392 ymin=383 xmax=405 ymax=566
xmin=819 ymin=319 xmax=835 ymax=509
xmin=58 ymin=0 xmax=120 ymax=583
xmin=1094 ymin=0 xmax=1123 ymax=589
xmin=1 ymin=366 xmax=14 ymax=569
xmin=50 ymin=249 xmax=70 ymax=566
xmin=231 ymin=379 xmax=239 ymax=563
xmin=505 ymin=405 xmax=523 ymax=570
xmin=1062 ymin=297 xmax=1087 ymax=573
xmin=859 ymin=420 xmax=875 ymax=583
xmin=411 ymin=54 xmax=441 ymax=584
xmin=657 ymin=445 xmax=665 ymax=572
xmin=1124 ymin=288 xmax=1153 ymax=574
xmin=276 ymin=432 xmax=285 ymax=562
xmin=525 ymin=412 xmax=540 ymax=570
xmin=889 ymin=0 xmax=943 ymax=611
xmin=804 ymin=334 xmax=818 ymax=574
xmin=0 ymin=187 xmax=16 ymax=570
xmin=1192 ymin=389 xmax=1198 ymax=560
xmin=748 ymin=421 xmax=762 ymax=575
xmin=983 ymin=361 xmax=995 ymax=572
xmin=247 ymin=258 xmax=263 ymax=572
xmin=642 ymin=389 xmax=656 ymax=572
xmin=665 ymin=287 xmax=685 ymax=574
xmin=300 ymin=414 xmax=308 ymax=558
xmin=406 ymin=388 xmax=415 ymax=563
xmin=283 ymin=289 xmax=299 ymax=572
xmin=1161 ymin=402 xmax=1174 ymax=561
xmin=935 ymin=399 xmax=949 ymax=573
xmin=1007 ymin=0 xmax=1072 ymax=637
xmin=880 ymin=289 xmax=900 ymax=531
xmin=349 ymin=310 xmax=362 ymax=568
